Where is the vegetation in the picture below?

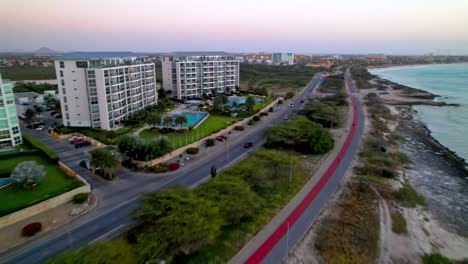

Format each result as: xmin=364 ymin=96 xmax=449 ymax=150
xmin=421 ymin=253 xmax=458 ymax=264
xmin=89 ymin=148 xmax=120 ymax=180
xmin=0 ymin=65 xmax=55 ymax=80
xmin=73 ymin=193 xmax=89 ymax=204
xmin=13 ymin=82 xmax=57 ymax=93
xmin=10 ymin=161 xmax=46 ymax=189
xmin=118 ymin=135 xmax=172 ymax=161
xmin=234 ymin=125 xmax=244 ymax=131
xmin=391 ymin=210 xmax=408 ymax=235
xmin=318 ymin=74 xmax=345 ymax=93
xmin=240 ymin=64 xmax=323 ymax=93
xmin=350 ymin=66 xmax=374 ymax=89
xmin=245 ymin=95 xmax=256 ymax=111
xmin=265 ymin=116 xmax=334 ymax=154
xmin=300 ymin=100 xmax=342 ymax=128
xmin=393 ymin=183 xmax=426 ymax=208
xmin=0 ymin=155 xmax=82 ymax=216
xmin=54 ymin=126 xmax=137 ymax=145
xmin=23 ymin=134 xmax=59 ymax=161
xmin=22 ymin=222 xmax=42 ymax=237
xmin=315 ymin=183 xmax=380 ymax=263
xmin=204 ymin=138 xmax=215 ymax=147
xmin=46 ymin=239 xmax=138 ymax=264
xmin=186 ymin=147 xmax=199 ymax=155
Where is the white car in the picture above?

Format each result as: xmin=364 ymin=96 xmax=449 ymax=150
xmin=288 ymin=103 xmax=294 ymax=107
xmin=35 ymin=125 xmax=45 ymax=131
xmin=283 ymin=114 xmax=289 ymax=120
xmin=68 ymin=136 xmax=82 ymax=142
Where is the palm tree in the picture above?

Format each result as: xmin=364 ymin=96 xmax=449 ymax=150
xmin=145 ymin=112 xmax=162 ymax=128
xmin=174 ymin=114 xmax=188 ymax=128
xmin=163 ymin=115 xmax=174 ymax=127
xmin=89 ymin=148 xmax=120 ymax=180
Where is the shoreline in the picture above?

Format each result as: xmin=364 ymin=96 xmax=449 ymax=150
xmin=368 ymin=62 xmax=468 ymax=71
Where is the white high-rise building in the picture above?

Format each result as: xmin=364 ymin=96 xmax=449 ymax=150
xmin=55 ymin=52 xmax=157 ymax=130
xmin=0 ymin=73 xmax=22 ymax=148
xmin=272 ymin=53 xmax=295 ymax=65
xmin=162 ymin=53 xmax=240 ymax=99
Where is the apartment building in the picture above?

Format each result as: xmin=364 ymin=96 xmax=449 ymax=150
xmin=272 ymin=53 xmax=295 ymax=65
xmin=0 ymin=74 xmax=22 ymax=148
xmin=55 ymin=52 xmax=157 ymax=130
xmin=162 ymin=53 xmax=240 ymax=99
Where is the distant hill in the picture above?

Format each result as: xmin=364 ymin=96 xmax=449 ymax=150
xmin=34 ymin=47 xmax=57 ymax=54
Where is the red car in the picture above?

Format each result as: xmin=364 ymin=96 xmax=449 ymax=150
xmin=243 ymin=142 xmax=253 ymax=148
xmin=70 ymin=138 xmax=84 ymax=144
xmin=300 ymin=99 xmax=305 ymax=103
xmin=50 ymin=111 xmax=57 ymax=116
xmin=216 ymin=135 xmax=227 ymax=142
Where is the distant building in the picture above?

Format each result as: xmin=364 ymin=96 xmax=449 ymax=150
xmin=55 ymin=52 xmax=157 ymax=130
xmin=367 ymin=54 xmax=387 ymax=64
xmin=272 ymin=53 xmax=294 ymax=65
xmin=162 ymin=53 xmax=240 ymax=99
xmin=0 ymin=74 xmax=22 ymax=148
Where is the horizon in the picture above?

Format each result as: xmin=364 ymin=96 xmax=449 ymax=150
xmin=1 ymin=0 xmax=468 ymax=55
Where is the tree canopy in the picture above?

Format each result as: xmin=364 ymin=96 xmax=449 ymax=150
xmin=300 ymin=100 xmax=341 ymax=128
xmin=11 ymin=161 xmax=46 ymax=189
xmin=118 ymin=135 xmax=172 ymax=161
xmin=245 ymin=95 xmax=256 ymax=111
xmin=89 ymin=148 xmax=120 ymax=179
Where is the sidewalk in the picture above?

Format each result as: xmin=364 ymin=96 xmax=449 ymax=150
xmin=229 ymin=74 xmax=356 ymax=264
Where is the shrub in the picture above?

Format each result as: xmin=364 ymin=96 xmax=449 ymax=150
xmin=205 ymin=138 xmax=215 ymax=147
xmin=234 ymin=125 xmax=245 ymax=131
xmin=391 ymin=211 xmax=408 ymax=235
xmin=248 ymin=119 xmax=255 ymax=126
xmin=382 ymin=167 xmax=397 ymax=178
xmin=422 ymin=253 xmax=456 ymax=264
xmin=393 ymin=183 xmax=426 ymax=208
xmin=153 ymin=163 xmax=169 ymax=173
xmin=186 ymin=147 xmax=199 ymax=155
xmin=268 ymin=107 xmax=274 ymax=112
xmin=260 ymin=112 xmax=269 ymax=116
xmin=79 ymin=160 xmax=87 ymax=169
xmin=168 ymin=163 xmax=180 ymax=171
xmin=285 ymin=91 xmax=295 ymax=99
xmin=73 ymin=193 xmax=89 ymax=204
xmin=278 ymin=99 xmax=283 ymax=104
xmin=252 ymin=115 xmax=260 ymax=122
xmin=22 ymin=135 xmax=59 ymax=162
xmin=22 ymin=222 xmax=42 ymax=237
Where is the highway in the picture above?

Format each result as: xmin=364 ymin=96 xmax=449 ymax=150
xmin=0 ymin=75 xmax=324 ymax=264
xmin=231 ymin=69 xmax=364 ymax=264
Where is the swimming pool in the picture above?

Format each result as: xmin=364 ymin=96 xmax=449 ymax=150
xmin=172 ymin=111 xmax=208 ymax=128
xmin=226 ymin=98 xmax=263 ymax=107
xmin=0 ymin=178 xmax=14 ymax=189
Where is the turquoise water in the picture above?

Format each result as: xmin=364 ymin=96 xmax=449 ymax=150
xmin=172 ymin=111 xmax=208 ymax=128
xmin=370 ymin=64 xmax=468 ymax=161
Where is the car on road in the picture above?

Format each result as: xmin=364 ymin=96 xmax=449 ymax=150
xmin=55 ymin=114 xmax=62 ymax=119
xmin=300 ymin=99 xmax=305 ymax=103
xmin=35 ymin=125 xmax=45 ymax=131
xmin=283 ymin=114 xmax=289 ymax=120
xmin=70 ymin=138 xmax=84 ymax=144
xmin=75 ymin=141 xmax=91 ymax=149
xmin=50 ymin=111 xmax=57 ymax=116
xmin=68 ymin=136 xmax=81 ymax=142
xmin=288 ymin=103 xmax=294 ymax=107
xmin=243 ymin=142 xmax=253 ymax=148
xmin=216 ymin=135 xmax=227 ymax=142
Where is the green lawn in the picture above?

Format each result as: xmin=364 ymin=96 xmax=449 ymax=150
xmin=254 ymin=97 xmax=273 ymax=111
xmin=0 ymin=65 xmax=56 ymax=80
xmin=0 ymin=155 xmax=82 ymax=216
xmin=139 ymin=115 xmax=240 ymax=149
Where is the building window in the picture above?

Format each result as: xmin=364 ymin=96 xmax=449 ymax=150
xmin=62 ymin=88 xmax=66 ymax=95
xmin=63 ymin=96 xmax=67 ymax=103
xmin=60 ymin=70 xmax=63 ymax=77
xmin=66 ymin=113 xmax=70 ymax=119
xmin=64 ymin=105 xmax=68 ymax=111
xmin=59 ymin=61 xmax=64 ymax=68
xmin=14 ymin=136 xmax=21 ymax=145
xmin=76 ymin=61 xmax=88 ymax=68
xmin=61 ymin=79 xmax=65 ymax=86
xmin=12 ymin=126 xmax=19 ymax=134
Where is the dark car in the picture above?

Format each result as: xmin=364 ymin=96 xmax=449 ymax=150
xmin=243 ymin=142 xmax=253 ymax=148
xmin=216 ymin=135 xmax=228 ymax=141
xmin=300 ymin=99 xmax=305 ymax=103
xmin=75 ymin=141 xmax=91 ymax=148
xmin=50 ymin=111 xmax=57 ymax=116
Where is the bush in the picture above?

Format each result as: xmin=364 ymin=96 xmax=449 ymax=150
xmin=260 ymin=112 xmax=268 ymax=116
xmin=22 ymin=222 xmax=42 ymax=237
xmin=186 ymin=147 xmax=199 ymax=155
xmin=391 ymin=210 xmax=408 ymax=235
xmin=248 ymin=119 xmax=255 ymax=125
xmin=285 ymin=91 xmax=295 ymax=99
xmin=422 ymin=253 xmax=456 ymax=264
xmin=278 ymin=99 xmax=283 ymax=104
xmin=79 ymin=160 xmax=87 ymax=169
xmin=234 ymin=125 xmax=245 ymax=131
xmin=205 ymin=138 xmax=215 ymax=147
xmin=73 ymin=193 xmax=89 ymax=204
xmin=153 ymin=163 xmax=169 ymax=173
xmin=393 ymin=183 xmax=426 ymax=208
xmin=22 ymin=135 xmax=59 ymax=162
xmin=252 ymin=115 xmax=260 ymax=122
xmin=268 ymin=107 xmax=274 ymax=112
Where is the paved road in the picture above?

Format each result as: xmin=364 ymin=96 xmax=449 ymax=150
xmin=230 ymin=69 xmax=365 ymax=264
xmin=0 ymin=75 xmax=324 ymax=264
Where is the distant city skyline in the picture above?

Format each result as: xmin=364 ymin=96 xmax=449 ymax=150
xmin=1 ymin=0 xmax=468 ymax=55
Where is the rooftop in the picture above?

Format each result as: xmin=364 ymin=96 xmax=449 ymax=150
xmin=59 ymin=52 xmax=147 ymax=60
xmin=166 ymin=51 xmax=232 ymax=57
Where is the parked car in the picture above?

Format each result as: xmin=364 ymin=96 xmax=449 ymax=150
xmin=283 ymin=114 xmax=289 ymax=120
xmin=75 ymin=141 xmax=91 ymax=148
xmin=70 ymin=138 xmax=84 ymax=144
xmin=50 ymin=111 xmax=57 ymax=116
xmin=68 ymin=136 xmax=81 ymax=142
xmin=288 ymin=103 xmax=294 ymax=107
xmin=55 ymin=114 xmax=62 ymax=119
xmin=216 ymin=135 xmax=228 ymax=142
xmin=35 ymin=125 xmax=45 ymax=131
xmin=299 ymin=99 xmax=305 ymax=103
xmin=243 ymin=142 xmax=253 ymax=148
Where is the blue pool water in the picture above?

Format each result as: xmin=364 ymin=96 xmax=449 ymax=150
xmin=0 ymin=178 xmax=14 ymax=189
xmin=172 ymin=111 xmax=208 ymax=128
xmin=226 ymin=98 xmax=263 ymax=107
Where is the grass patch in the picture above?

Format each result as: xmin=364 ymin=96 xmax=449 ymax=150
xmin=253 ymin=96 xmax=273 ymax=111
xmin=422 ymin=253 xmax=458 ymax=264
xmin=0 ymin=155 xmax=82 ymax=216
xmin=393 ymin=183 xmax=426 ymax=208
xmin=23 ymin=135 xmax=59 ymax=161
xmin=0 ymin=65 xmax=56 ymax=80
xmin=391 ymin=210 xmax=408 ymax=235
xmin=140 ymin=115 xmax=240 ymax=148
xmin=315 ymin=182 xmax=380 ymax=263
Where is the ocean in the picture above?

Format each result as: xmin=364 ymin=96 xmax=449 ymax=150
xmin=370 ymin=64 xmax=468 ymax=162
xmin=370 ymin=64 xmax=468 ymax=233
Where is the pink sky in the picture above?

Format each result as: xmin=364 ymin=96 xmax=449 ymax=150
xmin=1 ymin=0 xmax=467 ymax=54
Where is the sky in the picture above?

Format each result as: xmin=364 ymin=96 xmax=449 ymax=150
xmin=1 ymin=0 xmax=468 ymax=55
